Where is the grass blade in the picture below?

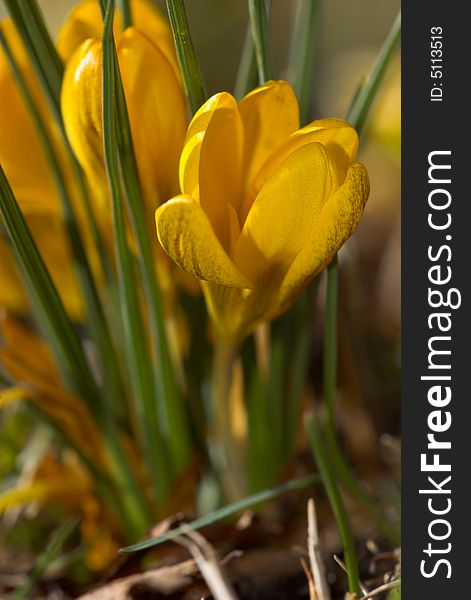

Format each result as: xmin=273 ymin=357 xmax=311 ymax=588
xmin=306 ymin=415 xmax=361 ymax=596
xmin=347 ymin=11 xmax=401 ymax=134
xmin=120 ymin=473 xmax=321 ymax=553
xmin=101 ymin=0 xmax=173 ymax=503
xmin=234 ymin=25 xmax=257 ymax=99
xmin=98 ymin=0 xmax=192 ymax=474
xmin=166 ymin=0 xmax=206 ymax=115
xmin=119 ymin=0 xmax=133 ymax=28
xmin=318 ymin=11 xmax=402 ymax=545
xmin=13 ymin=517 xmax=79 ymax=600
xmin=288 ymin=0 xmax=320 ymax=124
xmin=0 ymin=165 xmax=148 ymax=536
xmin=248 ymin=0 xmax=272 ymax=84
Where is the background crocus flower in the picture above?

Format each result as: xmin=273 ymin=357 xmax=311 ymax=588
xmin=0 ymin=20 xmax=85 ymax=319
xmin=156 ymin=80 xmax=370 ymax=342
xmin=61 ymin=0 xmax=187 ymax=225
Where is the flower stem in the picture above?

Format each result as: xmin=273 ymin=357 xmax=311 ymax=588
xmin=306 ymin=415 xmax=361 ymax=597
xmin=212 ymin=338 xmax=246 ymax=501
xmin=248 ymin=0 xmax=272 ymax=84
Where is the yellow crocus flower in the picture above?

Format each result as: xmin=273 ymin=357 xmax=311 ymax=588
xmin=0 ymin=20 xmax=86 ymax=319
xmin=61 ymin=0 xmax=187 ymax=224
xmin=156 ymin=81 xmax=370 ymax=342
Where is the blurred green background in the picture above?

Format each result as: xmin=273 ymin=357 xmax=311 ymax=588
xmin=1 ymin=0 xmax=399 ymax=116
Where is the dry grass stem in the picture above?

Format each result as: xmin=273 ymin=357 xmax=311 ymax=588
xmin=358 ymin=580 xmax=400 ymax=599
xmin=175 ymin=526 xmax=240 ymax=600
xmin=307 ymin=498 xmax=331 ymax=600
xmin=333 ymin=555 xmax=368 ymax=596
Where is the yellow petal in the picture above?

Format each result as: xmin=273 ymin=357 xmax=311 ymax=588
xmin=117 ymin=28 xmax=186 ymax=212
xmin=179 ymin=93 xmax=244 ymax=248
xmin=56 ymin=0 xmax=105 ymax=62
xmin=294 ymin=118 xmax=359 ymax=171
xmin=156 ymin=196 xmax=251 ymax=289
xmin=238 ymin=80 xmax=299 ymax=192
xmin=234 ymin=142 xmax=338 ymax=285
xmin=276 ymin=163 xmax=369 ymax=312
xmin=0 ymin=20 xmax=61 ymax=215
xmin=61 ymin=39 xmax=107 ymax=197
xmin=57 ymin=0 xmax=176 ymax=68
xmin=240 ymin=118 xmax=358 ymax=223
xmin=129 ymin=0 xmax=179 ymax=74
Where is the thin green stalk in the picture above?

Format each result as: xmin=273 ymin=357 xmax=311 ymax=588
xmin=267 ymin=325 xmax=285 ymax=479
xmin=318 ymin=12 xmax=402 ymax=545
xmin=121 ymin=472 xmax=321 ymax=553
xmin=348 ymin=11 xmax=401 ymax=135
xmin=4 ymin=0 xmax=62 ymax=119
xmin=102 ymin=0 xmax=172 ymax=505
xmin=306 ymin=415 xmax=361 ymax=596
xmin=288 ymin=0 xmax=320 ymax=123
xmin=248 ymin=0 xmax=272 ymax=84
xmin=0 ymin=166 xmax=149 ymax=537
xmin=234 ymin=25 xmax=257 ymax=99
xmin=212 ymin=338 xmax=246 ymax=501
xmin=285 ymin=280 xmax=319 ymax=455
xmin=166 ymin=0 xmax=206 ymax=114
xmin=0 ymin=29 xmax=127 ymax=423
xmin=13 ymin=518 xmax=79 ymax=600
xmin=24 ymin=401 xmax=136 ymax=538
xmin=119 ymin=0 xmax=132 ymax=28
xmin=323 ymin=258 xmax=339 ymax=439
xmin=100 ymin=5 xmax=191 ymax=473
xmin=323 ymin=260 xmax=398 ymax=544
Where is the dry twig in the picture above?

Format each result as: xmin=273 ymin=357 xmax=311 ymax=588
xmin=306 ymin=498 xmax=331 ymax=600
xmin=175 ymin=525 xmax=240 ymax=600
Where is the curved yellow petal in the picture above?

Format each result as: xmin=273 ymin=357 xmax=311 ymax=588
xmin=238 ymin=80 xmax=299 ymax=191
xmin=294 ymin=118 xmax=359 ymax=171
xmin=240 ymin=118 xmax=358 ymax=223
xmin=61 ymin=39 xmax=106 ymax=197
xmin=276 ymin=163 xmax=369 ymax=312
xmin=0 ymin=20 xmax=61 ymax=215
xmin=156 ymin=196 xmax=252 ymax=289
xmin=56 ymin=0 xmax=105 ymax=62
xmin=234 ymin=142 xmax=338 ymax=285
xmin=180 ymin=92 xmax=244 ymax=248
xmin=57 ymin=0 xmax=176 ymax=67
xmin=117 ymin=28 xmax=186 ymax=212
xmin=130 ymin=0 xmax=179 ymax=74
